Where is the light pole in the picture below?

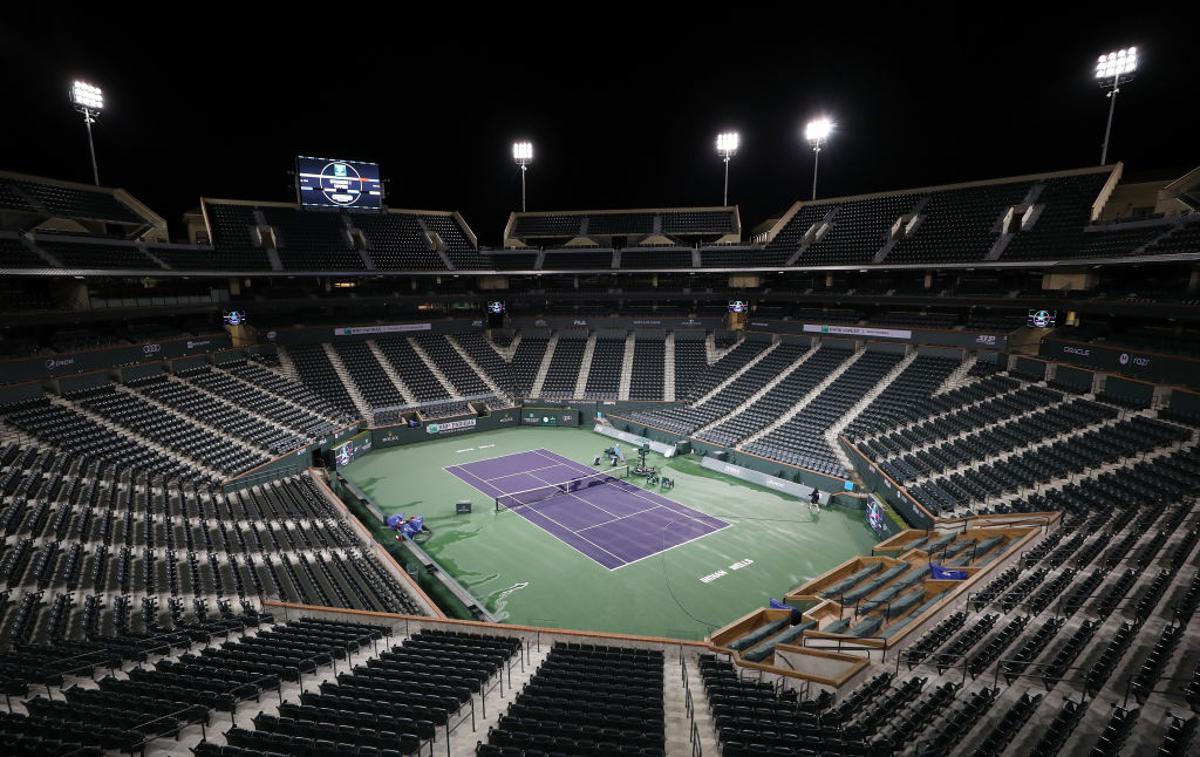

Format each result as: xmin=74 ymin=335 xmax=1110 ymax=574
xmin=1095 ymin=47 xmax=1138 ymax=165
xmin=716 ymin=131 xmax=739 ymax=206
xmin=512 ymin=141 xmax=533 ymax=211
xmin=805 ymin=117 xmax=833 ymax=201
xmin=70 ymin=80 xmax=104 ymax=185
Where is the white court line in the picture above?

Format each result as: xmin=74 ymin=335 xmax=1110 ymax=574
xmin=610 ymin=522 xmax=735 ymax=571
xmin=528 ymin=448 xmax=734 ymax=568
xmin=532 ymin=448 xmax=726 ymax=529
xmin=441 ymin=447 xmax=547 ymax=471
xmin=524 ymin=467 xmax=622 ymax=519
xmin=485 ymin=461 xmax=580 ymax=483
xmin=449 ymin=462 xmax=628 ymax=566
xmin=576 ymin=503 xmax=667 ymax=532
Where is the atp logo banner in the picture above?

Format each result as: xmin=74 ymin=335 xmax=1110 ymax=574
xmin=426 ymin=419 xmax=477 ymax=435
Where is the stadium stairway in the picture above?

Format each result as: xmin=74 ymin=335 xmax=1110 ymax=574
xmin=934 ymin=353 xmax=979 ymax=396
xmin=704 ymin=332 xmax=741 ymax=365
xmin=825 ymin=348 xmax=919 ymax=473
xmin=737 ymin=344 xmax=866 ymax=451
xmin=272 ymin=348 xmax=301 ymax=383
xmin=855 ymin=375 xmax=1028 ymax=450
xmin=409 ymin=337 xmax=461 ymax=398
xmin=367 ymin=340 xmax=419 ymax=407
xmin=529 ymin=333 xmax=558 ymax=398
xmin=319 ymin=344 xmax=374 ymax=422
xmin=618 ymin=331 xmax=636 ymax=401
xmin=448 ymin=335 xmax=507 ymax=400
xmin=692 ymin=339 xmax=781 ymax=407
xmin=491 ymin=332 xmax=520 ymax=362
xmin=663 ymin=332 xmax=676 ymax=402
xmin=572 ymin=332 xmax=598 ymax=398
xmin=691 ymin=343 xmax=818 ymax=438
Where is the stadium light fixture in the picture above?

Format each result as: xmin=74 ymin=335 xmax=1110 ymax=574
xmin=513 ymin=141 xmax=533 ymax=212
xmin=716 ymin=131 xmax=739 ymax=206
xmin=804 ymin=117 xmax=834 ymax=201
xmin=1094 ymin=47 xmax=1138 ymax=165
xmin=70 ymin=80 xmax=104 ymax=185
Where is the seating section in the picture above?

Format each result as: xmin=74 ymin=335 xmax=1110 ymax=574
xmin=481 ymin=642 xmax=664 ymax=757
xmin=630 ymin=341 xmax=796 ymax=436
xmin=129 ymin=373 xmax=305 ymax=455
xmin=221 ymin=627 xmax=518 ymax=757
xmin=629 ymin=336 xmax=665 ymax=401
xmin=71 ymin=385 xmax=271 ymax=476
xmin=453 ymin=332 xmax=514 ymax=394
xmin=886 ymin=182 xmax=1031 ymax=264
xmin=745 ymin=350 xmax=903 ymax=475
xmin=1 ymin=177 xmax=142 ymax=224
xmin=0 ymin=236 xmax=48 ymax=268
xmin=332 ymin=341 xmax=408 ymax=412
xmin=672 ymin=337 xmax=708 ymax=399
xmin=582 ymin=335 xmax=626 ymax=399
xmin=510 ymin=336 xmax=549 ymax=396
xmin=285 ymin=344 xmax=362 ymax=418
xmin=539 ymin=336 xmax=587 ymax=399
xmin=36 ymin=238 xmax=163 ymax=270
xmin=541 ymin=250 xmax=615 ymax=269
xmin=845 ymin=354 xmax=960 ymax=439
xmin=420 ymin=214 xmax=486 ymax=269
xmin=796 ymin=192 xmax=922 ymax=265
xmin=352 ymin=212 xmax=443 ymax=270
xmin=414 ymin=334 xmax=491 ymax=397
xmin=203 ymin=203 xmax=274 ymax=269
xmin=998 ymin=172 xmax=1113 ymax=261
xmin=261 ymin=207 xmax=363 ymax=271
xmin=698 ymin=344 xmax=850 ymax=448
xmin=373 ymin=336 xmax=450 ymax=402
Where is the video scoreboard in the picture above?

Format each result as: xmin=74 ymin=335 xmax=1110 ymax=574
xmin=296 ymin=156 xmax=383 ymax=210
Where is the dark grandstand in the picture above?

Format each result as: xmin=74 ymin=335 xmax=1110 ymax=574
xmin=1 ymin=14 xmax=1199 ymax=757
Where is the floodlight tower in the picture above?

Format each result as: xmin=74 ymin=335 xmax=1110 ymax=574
xmin=70 ymin=81 xmax=104 ymax=185
xmin=805 ymin=117 xmax=833 ymax=201
xmin=1095 ymin=47 xmax=1138 ymax=165
xmin=512 ymin=141 xmax=533 ymax=212
xmin=716 ymin=131 xmax=739 ymax=206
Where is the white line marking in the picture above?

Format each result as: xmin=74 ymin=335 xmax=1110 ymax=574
xmin=456 ymin=448 xmax=476 ymax=453
xmin=532 ymin=448 xmax=726 ymax=529
xmin=450 ymin=463 xmax=627 ymax=566
xmin=575 ymin=504 xmax=667 ymax=532
xmin=611 ymin=522 xmax=735 ymax=571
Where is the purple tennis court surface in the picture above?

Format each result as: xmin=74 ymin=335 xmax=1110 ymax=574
xmin=445 ymin=448 xmax=730 ymax=570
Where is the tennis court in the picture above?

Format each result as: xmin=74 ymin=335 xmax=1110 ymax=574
xmin=445 ymin=448 xmax=731 ymax=569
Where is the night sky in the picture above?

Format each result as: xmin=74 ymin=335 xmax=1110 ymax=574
xmin=2 ymin=9 xmax=1194 ymax=244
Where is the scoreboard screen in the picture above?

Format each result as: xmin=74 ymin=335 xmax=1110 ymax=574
xmin=296 ymin=156 xmax=383 ymax=210
xmin=728 ymin=300 xmax=749 ymax=314
xmin=1027 ymin=309 xmax=1058 ymax=328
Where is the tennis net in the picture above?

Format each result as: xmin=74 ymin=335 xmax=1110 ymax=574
xmin=495 ymin=465 xmax=630 ymax=512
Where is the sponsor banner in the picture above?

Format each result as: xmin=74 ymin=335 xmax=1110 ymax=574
xmin=699 ymin=457 xmax=826 ymax=504
xmin=1 ymin=334 xmax=232 ymax=385
xmin=509 ymin=316 xmax=722 ymax=332
xmin=1041 ymin=339 xmax=1199 ymax=389
xmin=747 ymin=319 xmax=1007 ymax=350
xmin=803 ymin=324 xmax=913 ymax=339
xmin=333 ymin=323 xmax=433 ymax=337
xmin=425 ymin=418 xmax=477 ymax=435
